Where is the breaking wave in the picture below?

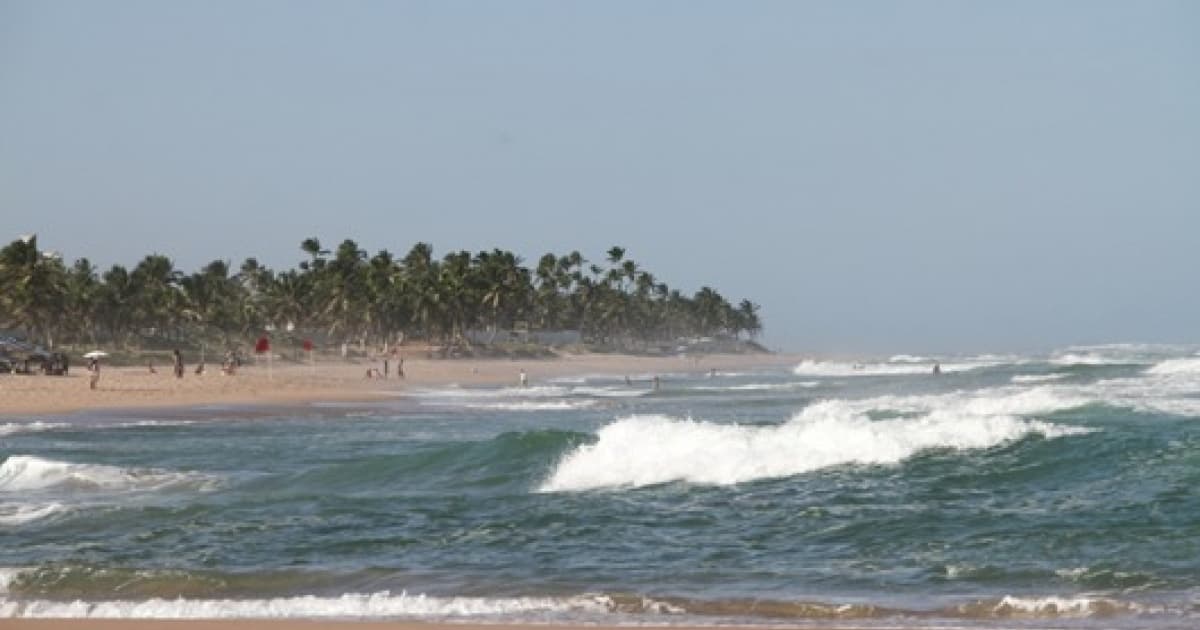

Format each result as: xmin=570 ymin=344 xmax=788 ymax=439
xmin=1145 ymin=357 xmax=1200 ymax=375
xmin=0 ymin=503 xmax=68 ymax=526
xmin=0 ymin=456 xmax=217 ymax=493
xmin=793 ymin=357 xmax=1004 ymax=377
xmin=541 ymin=386 xmax=1091 ymax=491
xmin=0 ymin=590 xmax=613 ymax=619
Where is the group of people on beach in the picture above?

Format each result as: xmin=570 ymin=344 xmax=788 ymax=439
xmin=366 ymin=349 xmax=406 ymax=380
xmin=89 ymin=347 xmax=252 ymax=391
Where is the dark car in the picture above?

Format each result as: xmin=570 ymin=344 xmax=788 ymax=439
xmin=42 ymin=352 xmax=70 ymax=376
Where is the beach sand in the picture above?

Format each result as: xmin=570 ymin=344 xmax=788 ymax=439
xmin=0 ymin=351 xmax=798 ymax=417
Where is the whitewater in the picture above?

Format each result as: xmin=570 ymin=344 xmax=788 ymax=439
xmin=2 ymin=344 xmax=1200 ymax=628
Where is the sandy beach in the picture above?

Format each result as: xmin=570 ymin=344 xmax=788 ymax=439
xmin=0 ymin=352 xmax=797 ymax=417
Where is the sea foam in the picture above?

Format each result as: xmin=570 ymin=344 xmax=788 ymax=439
xmin=460 ymin=400 xmax=597 ymax=412
xmin=1144 ymin=357 xmax=1200 ymax=375
xmin=540 ymin=387 xmax=1091 ymax=492
xmin=793 ymin=358 xmax=1004 ymax=377
xmin=0 ymin=590 xmax=614 ymax=619
xmin=1011 ymin=373 xmax=1068 ymax=384
xmin=0 ymin=422 xmax=67 ymax=437
xmin=0 ymin=502 xmax=67 ymax=526
xmin=0 ymin=456 xmax=215 ymax=493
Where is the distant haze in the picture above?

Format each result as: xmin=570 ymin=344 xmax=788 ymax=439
xmin=2 ymin=1 xmax=1197 ymax=353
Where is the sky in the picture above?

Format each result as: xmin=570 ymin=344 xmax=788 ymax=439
xmin=1 ymin=1 xmax=1197 ymax=353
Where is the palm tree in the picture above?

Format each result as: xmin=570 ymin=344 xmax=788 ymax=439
xmin=0 ymin=235 xmax=68 ymax=348
xmin=736 ymin=299 xmax=762 ymax=339
xmin=129 ymin=254 xmax=184 ymax=342
xmin=1 ymin=236 xmax=764 ymax=354
xmin=63 ymin=258 xmax=101 ymax=347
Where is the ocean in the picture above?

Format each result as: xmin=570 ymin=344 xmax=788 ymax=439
xmin=2 ymin=344 xmax=1198 ymax=628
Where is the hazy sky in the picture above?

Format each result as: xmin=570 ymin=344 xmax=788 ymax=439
xmin=2 ymin=1 xmax=1197 ymax=353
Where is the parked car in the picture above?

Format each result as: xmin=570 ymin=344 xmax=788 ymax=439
xmin=41 ymin=352 xmax=69 ymax=376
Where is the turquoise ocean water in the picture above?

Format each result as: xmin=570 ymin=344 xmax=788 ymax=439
xmin=2 ymin=344 xmax=1199 ymax=628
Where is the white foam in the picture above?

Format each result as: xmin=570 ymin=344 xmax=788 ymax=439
xmin=888 ymin=354 xmax=931 ymax=363
xmin=1145 ymin=358 xmax=1200 ymax=375
xmin=540 ymin=397 xmax=1090 ymax=491
xmin=0 ymin=568 xmax=26 ymax=595
xmin=1068 ymin=363 xmax=1200 ymax=417
xmin=0 ymin=502 xmax=67 ymax=526
xmin=0 ymin=456 xmax=216 ymax=493
xmin=792 ymin=359 xmax=1000 ymax=377
xmin=691 ymin=382 xmax=820 ymax=392
xmin=461 ymin=400 xmax=597 ymax=411
xmin=113 ymin=420 xmax=196 ymax=429
xmin=413 ymin=385 xmax=570 ymax=400
xmin=794 ymin=360 xmax=930 ymax=376
xmin=992 ymin=595 xmax=1141 ymax=617
xmin=0 ymin=422 xmax=67 ymax=437
xmin=569 ymin=386 xmax=651 ymax=398
xmin=1011 ymin=373 xmax=1067 ymax=384
xmin=0 ymin=591 xmax=615 ymax=619
xmin=1049 ymin=352 xmax=1139 ymax=366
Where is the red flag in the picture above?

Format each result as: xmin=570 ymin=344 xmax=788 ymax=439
xmin=255 ymin=337 xmax=270 ymax=354
xmin=302 ymin=339 xmax=313 ymax=352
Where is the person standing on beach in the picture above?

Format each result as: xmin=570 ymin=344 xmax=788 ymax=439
xmin=397 ymin=356 xmax=405 ymax=379
xmin=519 ymin=369 xmax=528 ymax=388
xmin=173 ymin=349 xmax=184 ymax=378
xmin=88 ymin=358 xmax=100 ymax=390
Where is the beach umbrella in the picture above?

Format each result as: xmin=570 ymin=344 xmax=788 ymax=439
xmin=82 ymin=351 xmax=109 ymax=359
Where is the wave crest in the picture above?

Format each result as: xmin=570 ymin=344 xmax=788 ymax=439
xmin=0 ymin=456 xmax=216 ymax=493
xmin=540 ymin=399 xmax=1089 ymax=492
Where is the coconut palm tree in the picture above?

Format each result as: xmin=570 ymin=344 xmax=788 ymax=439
xmin=63 ymin=258 xmax=101 ymax=347
xmin=1 ymin=235 xmax=764 ymax=354
xmin=0 ymin=235 xmax=68 ymax=348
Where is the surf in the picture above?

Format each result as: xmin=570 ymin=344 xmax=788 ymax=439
xmin=540 ymin=397 xmax=1091 ymax=491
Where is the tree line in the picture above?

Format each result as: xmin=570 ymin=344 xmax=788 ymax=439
xmin=0 ymin=235 xmax=762 ymax=354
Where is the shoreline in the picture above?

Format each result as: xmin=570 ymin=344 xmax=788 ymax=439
xmin=0 ymin=622 xmax=894 ymax=630
xmin=0 ymin=352 xmax=800 ymax=418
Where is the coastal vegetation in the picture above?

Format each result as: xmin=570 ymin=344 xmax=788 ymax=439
xmin=0 ymin=235 xmax=762 ymax=356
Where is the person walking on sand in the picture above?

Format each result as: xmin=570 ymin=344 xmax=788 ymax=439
xmin=397 ymin=357 xmax=405 ymax=379
xmin=173 ymin=349 xmax=184 ymax=378
xmin=519 ymin=369 xmax=528 ymax=388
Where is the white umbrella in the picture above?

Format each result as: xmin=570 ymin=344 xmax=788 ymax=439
xmin=82 ymin=351 xmax=109 ymax=359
